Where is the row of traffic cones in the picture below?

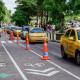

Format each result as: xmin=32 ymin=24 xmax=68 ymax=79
xmin=9 ymin=31 xmax=49 ymax=60
xmin=25 ymin=35 xmax=49 ymax=60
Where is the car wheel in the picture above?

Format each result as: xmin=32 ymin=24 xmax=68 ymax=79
xmin=61 ymin=46 xmax=67 ymax=59
xmin=75 ymin=52 xmax=80 ymax=65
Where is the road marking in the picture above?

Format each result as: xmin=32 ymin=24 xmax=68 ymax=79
xmin=24 ymin=67 xmax=55 ymax=73
xmin=20 ymin=44 xmax=80 ymax=80
xmin=24 ymin=63 xmax=45 ymax=68
xmin=1 ymin=41 xmax=13 ymax=44
xmin=7 ymin=41 xmax=13 ymax=43
xmin=0 ymin=63 xmax=6 ymax=67
xmin=2 ymin=43 xmax=28 ymax=80
xmin=1 ymin=41 xmax=6 ymax=44
xmin=27 ymin=70 xmax=60 ymax=77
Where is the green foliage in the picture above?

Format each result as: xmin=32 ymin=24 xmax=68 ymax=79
xmin=12 ymin=0 xmax=37 ymax=26
xmin=13 ymin=0 xmax=80 ymax=29
xmin=12 ymin=10 xmax=30 ymax=26
xmin=0 ymin=0 xmax=6 ymax=21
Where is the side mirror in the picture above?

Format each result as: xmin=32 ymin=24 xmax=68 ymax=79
xmin=68 ymin=37 xmax=74 ymax=41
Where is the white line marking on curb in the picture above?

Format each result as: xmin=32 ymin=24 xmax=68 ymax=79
xmin=21 ymin=44 xmax=80 ymax=80
xmin=2 ymin=43 xmax=28 ymax=80
xmin=24 ymin=67 xmax=55 ymax=73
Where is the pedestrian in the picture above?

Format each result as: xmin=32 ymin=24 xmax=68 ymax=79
xmin=47 ymin=24 xmax=52 ymax=32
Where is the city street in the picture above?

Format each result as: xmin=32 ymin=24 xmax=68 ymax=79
xmin=0 ymin=33 xmax=80 ymax=80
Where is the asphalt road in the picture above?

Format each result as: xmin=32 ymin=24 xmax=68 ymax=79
xmin=0 ymin=32 xmax=80 ymax=80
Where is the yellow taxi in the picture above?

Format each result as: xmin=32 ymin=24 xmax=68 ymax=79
xmin=13 ymin=27 xmax=22 ymax=36
xmin=26 ymin=27 xmax=48 ymax=42
xmin=60 ymin=27 xmax=80 ymax=64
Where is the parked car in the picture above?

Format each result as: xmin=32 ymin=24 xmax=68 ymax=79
xmin=20 ymin=26 xmax=30 ymax=40
xmin=60 ymin=27 xmax=80 ymax=65
xmin=7 ymin=25 xmax=16 ymax=34
xmin=26 ymin=27 xmax=48 ymax=43
xmin=13 ymin=27 xmax=22 ymax=36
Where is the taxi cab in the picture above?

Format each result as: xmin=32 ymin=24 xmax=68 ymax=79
xmin=26 ymin=27 xmax=48 ymax=42
xmin=60 ymin=27 xmax=80 ymax=64
xmin=13 ymin=27 xmax=22 ymax=36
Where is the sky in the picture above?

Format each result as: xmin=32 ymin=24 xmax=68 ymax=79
xmin=3 ymin=0 xmax=17 ymax=14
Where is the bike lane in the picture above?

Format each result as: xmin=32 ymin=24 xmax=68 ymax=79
xmin=0 ymin=42 xmax=23 ymax=80
xmin=2 ymin=41 xmax=80 ymax=80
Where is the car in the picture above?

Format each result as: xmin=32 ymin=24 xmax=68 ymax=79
xmin=60 ymin=27 xmax=80 ymax=64
xmin=7 ymin=25 xmax=16 ymax=34
xmin=20 ymin=26 xmax=31 ymax=40
xmin=13 ymin=27 xmax=22 ymax=36
xmin=26 ymin=27 xmax=48 ymax=43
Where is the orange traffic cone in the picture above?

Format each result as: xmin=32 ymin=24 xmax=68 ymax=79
xmin=10 ymin=31 xmax=15 ymax=41
xmin=16 ymin=33 xmax=19 ymax=44
xmin=42 ymin=38 xmax=49 ymax=60
xmin=25 ymin=35 xmax=31 ymax=50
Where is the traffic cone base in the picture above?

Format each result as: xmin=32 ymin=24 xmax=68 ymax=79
xmin=42 ymin=52 xmax=49 ymax=60
xmin=25 ymin=48 xmax=32 ymax=50
xmin=25 ymin=44 xmax=32 ymax=50
xmin=42 ymin=56 xmax=49 ymax=60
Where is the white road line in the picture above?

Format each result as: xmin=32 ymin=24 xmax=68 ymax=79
xmin=2 ymin=43 xmax=28 ymax=80
xmin=24 ymin=67 xmax=55 ymax=73
xmin=21 ymin=44 xmax=80 ymax=80
xmin=1 ymin=41 xmax=6 ymax=44
xmin=27 ymin=70 xmax=60 ymax=77
xmin=31 ymin=50 xmax=80 ymax=80
xmin=8 ymin=40 xmax=13 ymax=43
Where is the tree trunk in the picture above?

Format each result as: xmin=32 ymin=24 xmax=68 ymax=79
xmin=60 ymin=14 xmax=64 ymax=33
xmin=46 ymin=11 xmax=48 ymax=24
xmin=40 ymin=10 xmax=43 ymax=27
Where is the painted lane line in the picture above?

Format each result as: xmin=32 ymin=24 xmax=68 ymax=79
xmin=2 ymin=43 xmax=28 ymax=80
xmin=1 ymin=41 xmax=6 ymax=44
xmin=24 ymin=67 xmax=55 ymax=73
xmin=31 ymin=50 xmax=80 ymax=80
xmin=33 ymin=45 xmax=61 ymax=57
xmin=21 ymin=44 xmax=80 ymax=80
xmin=27 ymin=70 xmax=60 ymax=77
xmin=8 ymin=41 xmax=13 ymax=43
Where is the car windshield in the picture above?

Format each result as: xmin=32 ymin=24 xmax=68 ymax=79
xmin=30 ymin=28 xmax=43 ymax=33
xmin=22 ymin=28 xmax=29 ymax=31
xmin=16 ymin=27 xmax=22 ymax=30
xmin=77 ymin=30 xmax=80 ymax=40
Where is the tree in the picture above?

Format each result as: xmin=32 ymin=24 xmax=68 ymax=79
xmin=13 ymin=0 xmax=80 ymax=29
xmin=43 ymin=0 xmax=80 ymax=31
xmin=0 ymin=0 xmax=6 ymax=21
xmin=12 ymin=0 xmax=37 ymax=26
